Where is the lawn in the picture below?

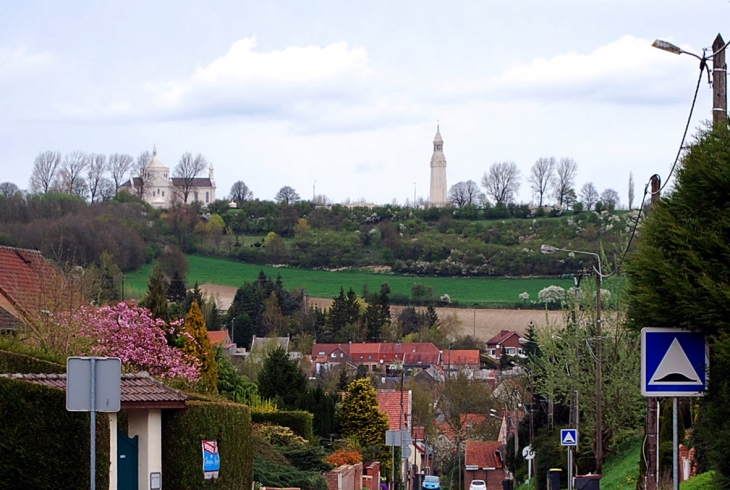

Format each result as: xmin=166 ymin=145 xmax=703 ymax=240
xmin=123 ymin=254 xmax=575 ymax=304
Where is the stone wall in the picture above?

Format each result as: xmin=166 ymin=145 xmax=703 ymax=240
xmin=325 ymin=462 xmax=364 ymax=490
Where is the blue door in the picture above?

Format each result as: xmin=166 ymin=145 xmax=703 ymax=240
xmin=118 ymin=430 xmax=138 ymax=490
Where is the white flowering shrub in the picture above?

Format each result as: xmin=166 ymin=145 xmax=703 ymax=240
xmin=440 ymin=293 xmax=451 ymax=304
xmin=538 ymin=285 xmax=566 ymax=304
xmin=519 ymin=292 xmax=530 ymax=301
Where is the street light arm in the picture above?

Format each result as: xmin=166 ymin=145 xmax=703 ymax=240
xmin=652 ymin=39 xmax=703 ymax=61
xmin=541 ymin=244 xmax=603 ymax=276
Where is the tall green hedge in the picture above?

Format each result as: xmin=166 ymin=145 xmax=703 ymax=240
xmin=162 ymin=400 xmax=253 ymax=490
xmin=0 ymin=377 xmax=110 ymax=490
xmin=251 ymin=410 xmax=314 ymax=441
xmin=0 ymin=349 xmax=65 ymax=374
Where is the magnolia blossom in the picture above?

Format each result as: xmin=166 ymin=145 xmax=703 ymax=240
xmin=60 ymin=302 xmax=200 ymax=381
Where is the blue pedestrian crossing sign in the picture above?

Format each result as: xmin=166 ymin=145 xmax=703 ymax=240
xmin=560 ymin=429 xmax=578 ymax=446
xmin=641 ymin=328 xmax=708 ymax=397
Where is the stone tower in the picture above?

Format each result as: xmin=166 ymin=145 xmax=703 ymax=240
xmin=429 ymin=125 xmax=447 ymax=205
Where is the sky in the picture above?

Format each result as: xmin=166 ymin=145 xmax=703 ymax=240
xmin=0 ymin=1 xmax=727 ymax=206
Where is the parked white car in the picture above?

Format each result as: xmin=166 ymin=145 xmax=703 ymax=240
xmin=469 ymin=479 xmax=487 ymax=490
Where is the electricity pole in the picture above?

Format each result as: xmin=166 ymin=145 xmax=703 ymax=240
xmin=713 ymin=34 xmax=727 ymax=127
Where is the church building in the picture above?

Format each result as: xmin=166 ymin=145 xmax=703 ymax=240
xmin=120 ymin=147 xmax=216 ymax=209
xmin=429 ymin=125 xmax=448 ymax=205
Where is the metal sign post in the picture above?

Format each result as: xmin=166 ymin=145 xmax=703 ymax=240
xmin=641 ymin=329 xmax=708 ymax=490
xmin=67 ymin=357 xmax=121 ymax=490
xmin=561 ymin=430 xmax=577 ymax=490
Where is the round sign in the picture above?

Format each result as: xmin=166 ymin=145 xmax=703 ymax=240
xmin=522 ymin=445 xmax=535 ymax=460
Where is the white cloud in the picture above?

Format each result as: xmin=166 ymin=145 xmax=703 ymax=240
xmin=0 ymin=46 xmax=51 ymax=77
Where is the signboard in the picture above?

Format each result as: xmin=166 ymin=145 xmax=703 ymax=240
xmin=522 ymin=445 xmax=535 ymax=460
xmin=560 ymin=429 xmax=577 ymax=446
xmin=641 ymin=328 xmax=708 ymax=397
xmin=66 ymin=357 xmax=121 ymax=412
xmin=385 ymin=429 xmax=413 ymax=446
xmin=202 ymin=440 xmax=220 ymax=480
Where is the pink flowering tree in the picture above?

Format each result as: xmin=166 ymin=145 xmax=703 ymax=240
xmin=63 ymin=302 xmax=200 ymax=382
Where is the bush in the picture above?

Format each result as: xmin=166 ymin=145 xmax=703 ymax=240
xmin=162 ymin=400 xmax=253 ymax=490
xmin=0 ymin=377 xmax=110 ymax=490
xmin=254 ymin=455 xmax=328 ymax=490
xmin=0 ymin=348 xmax=65 ymax=374
xmin=251 ymin=411 xmax=314 ymax=441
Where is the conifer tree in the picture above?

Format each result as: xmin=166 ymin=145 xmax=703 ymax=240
xmin=337 ymin=378 xmax=391 ymax=475
xmin=142 ymin=262 xmax=169 ymax=323
xmin=258 ymin=346 xmax=307 ymax=409
xmin=182 ymin=301 xmax=218 ymax=391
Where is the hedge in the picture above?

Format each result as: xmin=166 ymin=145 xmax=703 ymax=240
xmin=251 ymin=410 xmax=314 ymax=441
xmin=0 ymin=349 xmax=65 ymax=374
xmin=0 ymin=377 xmax=110 ymax=490
xmin=162 ymin=400 xmax=253 ymax=490
xmin=253 ymin=455 xmax=328 ymax=490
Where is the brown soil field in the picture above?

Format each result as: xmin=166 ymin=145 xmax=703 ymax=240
xmin=199 ymin=283 xmax=562 ymax=342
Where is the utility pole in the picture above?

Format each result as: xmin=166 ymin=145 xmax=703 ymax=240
xmin=595 ymin=272 xmax=603 ymax=474
xmin=713 ymin=34 xmax=727 ymax=127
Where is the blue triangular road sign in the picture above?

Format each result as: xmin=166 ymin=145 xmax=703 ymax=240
xmin=641 ymin=328 xmax=708 ymax=397
xmin=560 ymin=429 xmax=577 ymax=446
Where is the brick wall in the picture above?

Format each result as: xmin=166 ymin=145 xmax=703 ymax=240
xmin=324 ymin=462 xmax=364 ymax=490
xmin=363 ymin=462 xmax=381 ymax=490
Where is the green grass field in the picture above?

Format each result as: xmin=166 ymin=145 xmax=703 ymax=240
xmin=124 ymin=254 xmax=575 ymax=304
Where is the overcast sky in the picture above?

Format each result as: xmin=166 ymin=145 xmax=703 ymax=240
xmin=0 ymin=1 xmax=727 ymax=206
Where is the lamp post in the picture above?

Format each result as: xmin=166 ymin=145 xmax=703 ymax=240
xmin=541 ymin=244 xmax=604 ymax=473
xmin=652 ymin=35 xmax=727 ymax=127
xmin=313 ymin=180 xmax=317 ymax=203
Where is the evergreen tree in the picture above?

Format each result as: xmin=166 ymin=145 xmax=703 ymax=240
xmin=231 ymin=312 xmax=255 ymax=349
xmin=337 ymin=378 xmax=390 ymax=473
xmin=624 ymin=125 xmax=730 ymax=484
xmin=182 ymin=301 xmax=218 ymax=391
xmin=97 ymin=251 xmax=122 ymax=304
xmin=337 ymin=366 xmax=350 ymax=392
xmin=257 ymin=346 xmax=307 ymax=409
xmin=141 ymin=262 xmax=169 ymax=323
xmin=167 ymin=271 xmax=187 ymax=303
xmin=325 ymin=287 xmax=349 ymax=337
xmin=426 ymin=305 xmax=439 ymax=328
xmin=261 ymin=292 xmax=287 ymax=336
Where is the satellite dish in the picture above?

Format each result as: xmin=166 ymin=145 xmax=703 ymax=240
xmin=522 ymin=445 xmax=535 ymax=460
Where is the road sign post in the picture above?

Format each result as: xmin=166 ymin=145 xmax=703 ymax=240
xmin=641 ymin=328 xmax=707 ymax=490
xmin=67 ymin=356 xmax=121 ymax=490
xmin=561 ymin=430 xmax=578 ymax=490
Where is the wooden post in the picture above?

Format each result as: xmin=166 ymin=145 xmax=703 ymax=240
xmin=646 ymin=397 xmax=659 ymax=490
xmin=713 ymin=34 xmax=727 ymax=127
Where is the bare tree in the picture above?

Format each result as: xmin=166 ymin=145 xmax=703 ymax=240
xmin=628 ymin=172 xmax=635 ymax=210
xmin=174 ymin=152 xmax=208 ymax=203
xmin=481 ymin=161 xmax=521 ymax=205
xmin=229 ymin=180 xmax=253 ymax=206
xmin=448 ymin=182 xmax=468 ymax=207
xmin=72 ymin=177 xmax=89 ymax=199
xmin=600 ymin=188 xmax=620 ymax=208
xmin=529 ymin=157 xmax=556 ymax=207
xmin=59 ymin=151 xmax=88 ymax=194
xmin=463 ymin=180 xmax=481 ymax=206
xmin=275 ymin=186 xmax=300 ymax=205
xmin=108 ymin=153 xmax=134 ymax=193
xmin=551 ymin=158 xmax=578 ymax=209
xmin=133 ymin=151 xmax=152 ymax=199
xmin=86 ymin=153 xmax=108 ymax=203
xmin=29 ymin=151 xmax=61 ymax=193
xmin=0 ymin=182 xmax=20 ymax=197
xmin=579 ymin=182 xmax=599 ymax=210
xmin=99 ymin=178 xmax=115 ymax=201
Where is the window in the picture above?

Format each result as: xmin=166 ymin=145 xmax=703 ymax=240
xmin=487 ymin=349 xmax=496 ymax=357
xmin=507 ymin=347 xmax=517 ymax=355
xmin=368 ymin=355 xmax=372 ymax=360
xmin=331 ymin=353 xmax=336 ymax=358
xmin=319 ymin=351 xmax=326 ymax=356
xmin=206 ymin=191 xmax=209 ymax=203
xmin=162 ymin=191 xmax=165 ymax=197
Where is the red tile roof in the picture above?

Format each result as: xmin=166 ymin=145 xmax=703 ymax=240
xmin=0 ymin=246 xmax=65 ymax=318
xmin=465 ymin=441 xmax=504 ymax=469
xmin=1 ymin=372 xmax=188 ymax=409
xmin=435 ymin=414 xmax=489 ymax=441
xmin=377 ymin=390 xmax=411 ymax=431
xmin=207 ymin=330 xmax=232 ymax=346
xmin=311 ymin=342 xmax=441 ymax=365
xmin=412 ymin=426 xmax=425 ymax=440
xmin=444 ymin=350 xmax=480 ymax=366
xmin=485 ymin=330 xmax=524 ymax=346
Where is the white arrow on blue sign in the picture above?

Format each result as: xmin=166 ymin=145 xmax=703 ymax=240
xmin=560 ymin=429 xmax=577 ymax=446
xmin=641 ymin=328 xmax=708 ymax=397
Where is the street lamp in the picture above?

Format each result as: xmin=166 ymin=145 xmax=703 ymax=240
xmin=651 ymin=39 xmax=702 ymax=60
xmin=541 ymin=244 xmax=604 ymax=474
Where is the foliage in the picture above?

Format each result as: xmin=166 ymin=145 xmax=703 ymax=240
xmin=65 ymin=302 xmax=200 ymax=381
xmin=0 ymin=378 xmax=110 ymax=490
xmin=182 ymin=301 xmax=217 ymax=390
xmin=278 ymin=445 xmax=334 ymax=472
xmin=325 ymin=449 xmax=363 ymax=467
xmin=162 ymin=400 xmax=253 ymax=490
xmin=254 ymin=455 xmax=328 ymax=490
xmin=257 ymin=346 xmax=307 ymax=409
xmin=0 ymin=347 xmax=65 ymax=374
xmin=251 ymin=411 xmax=314 ymax=441
xmin=337 ymin=378 xmax=390 ymax=474
xmin=255 ymin=423 xmax=308 ymax=446
xmin=297 ymin=384 xmax=338 ymax=438
xmin=623 ymin=125 xmax=730 ymax=483
xmin=537 ymin=285 xmax=565 ymax=304
xmin=141 ymin=262 xmax=169 ymax=323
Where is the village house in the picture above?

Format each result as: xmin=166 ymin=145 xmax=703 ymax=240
xmin=311 ymin=342 xmax=441 ymax=374
xmin=464 ymin=441 xmax=508 ymax=490
xmin=484 ymin=330 xmax=525 ymax=360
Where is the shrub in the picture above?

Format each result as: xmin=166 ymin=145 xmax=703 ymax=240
xmin=325 ymin=449 xmax=363 ymax=467
xmin=251 ymin=411 xmax=314 ymax=441
xmin=162 ymin=400 xmax=253 ymax=490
